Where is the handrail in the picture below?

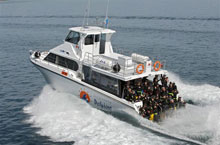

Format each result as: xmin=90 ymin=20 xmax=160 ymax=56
xmin=83 ymin=52 xmax=138 ymax=77
xmin=82 ymin=52 xmax=167 ymax=77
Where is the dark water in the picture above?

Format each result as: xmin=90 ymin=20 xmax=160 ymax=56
xmin=0 ymin=0 xmax=220 ymax=145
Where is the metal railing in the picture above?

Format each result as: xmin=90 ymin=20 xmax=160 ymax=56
xmin=82 ymin=52 xmax=148 ymax=77
xmin=38 ymin=51 xmax=167 ymax=79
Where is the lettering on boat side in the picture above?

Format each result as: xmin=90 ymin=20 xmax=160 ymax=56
xmin=94 ymin=99 xmax=112 ymax=111
xmin=80 ymin=91 xmax=90 ymax=103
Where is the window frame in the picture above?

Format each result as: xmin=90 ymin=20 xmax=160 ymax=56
xmin=82 ymin=67 xmax=119 ymax=96
xmin=44 ymin=53 xmax=79 ymax=71
xmin=84 ymin=35 xmax=94 ymax=45
xmin=95 ymin=34 xmax=100 ymax=42
xmin=44 ymin=53 xmax=56 ymax=64
xmin=65 ymin=31 xmax=80 ymax=45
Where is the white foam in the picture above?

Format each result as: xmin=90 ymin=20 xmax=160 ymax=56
xmin=24 ymin=72 xmax=220 ymax=145
xmin=24 ymin=85 xmax=177 ymax=145
xmin=161 ymin=72 xmax=220 ymax=144
xmin=168 ymin=72 xmax=220 ymax=105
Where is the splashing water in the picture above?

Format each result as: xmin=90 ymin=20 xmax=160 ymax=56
xmin=168 ymin=72 xmax=220 ymax=105
xmin=23 ymin=85 xmax=178 ymax=145
xmin=23 ymin=72 xmax=220 ymax=145
xmin=161 ymin=72 xmax=220 ymax=144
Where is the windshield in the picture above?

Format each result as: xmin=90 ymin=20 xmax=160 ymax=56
xmin=65 ymin=31 xmax=80 ymax=44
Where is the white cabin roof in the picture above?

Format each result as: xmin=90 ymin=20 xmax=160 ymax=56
xmin=69 ymin=26 xmax=116 ymax=35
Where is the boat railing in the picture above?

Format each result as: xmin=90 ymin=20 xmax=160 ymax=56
xmin=83 ymin=52 xmax=102 ymax=66
xmin=83 ymin=53 xmax=167 ymax=77
xmin=83 ymin=52 xmax=149 ymax=77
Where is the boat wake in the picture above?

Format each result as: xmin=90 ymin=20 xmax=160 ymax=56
xmin=23 ymin=72 xmax=220 ymax=145
xmin=23 ymin=86 xmax=178 ymax=145
xmin=161 ymin=72 xmax=220 ymax=144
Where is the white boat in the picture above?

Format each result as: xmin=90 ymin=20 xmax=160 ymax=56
xmin=28 ymin=1 xmax=204 ymax=142
xmin=30 ymin=26 xmax=168 ymax=115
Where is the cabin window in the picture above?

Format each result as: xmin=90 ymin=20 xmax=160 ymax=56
xmin=65 ymin=31 xmax=80 ymax=44
xmin=85 ymin=35 xmax=94 ymax=45
xmin=44 ymin=53 xmax=79 ymax=71
xmin=99 ymin=34 xmax=106 ymax=54
xmin=84 ymin=34 xmax=100 ymax=45
xmin=57 ymin=56 xmax=66 ymax=67
xmin=82 ymin=65 xmax=91 ymax=81
xmin=83 ymin=68 xmax=119 ymax=96
xmin=92 ymin=71 xmax=118 ymax=96
xmin=44 ymin=53 xmax=56 ymax=63
xmin=66 ymin=59 xmax=79 ymax=71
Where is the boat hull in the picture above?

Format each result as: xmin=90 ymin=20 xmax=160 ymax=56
xmin=30 ymin=60 xmax=204 ymax=145
xmin=34 ymin=63 xmax=135 ymax=114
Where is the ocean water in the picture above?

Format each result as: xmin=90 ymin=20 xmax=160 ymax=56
xmin=0 ymin=0 xmax=220 ymax=145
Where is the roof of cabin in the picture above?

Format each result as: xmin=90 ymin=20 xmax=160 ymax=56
xmin=69 ymin=26 xmax=116 ymax=35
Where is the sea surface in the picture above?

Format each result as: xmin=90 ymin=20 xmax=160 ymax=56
xmin=0 ymin=0 xmax=220 ymax=145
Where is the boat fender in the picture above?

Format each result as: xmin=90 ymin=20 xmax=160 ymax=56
xmin=112 ymin=63 xmax=121 ymax=73
xmin=136 ymin=64 xmax=145 ymax=74
xmin=153 ymin=61 xmax=161 ymax=71
xmin=34 ymin=51 xmax=41 ymax=58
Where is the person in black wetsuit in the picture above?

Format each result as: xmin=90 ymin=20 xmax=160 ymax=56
xmin=161 ymin=87 xmax=168 ymax=97
xmin=138 ymin=76 xmax=184 ymax=122
xmin=123 ymin=84 xmax=129 ymax=99
xmin=164 ymin=77 xmax=169 ymax=88
xmin=153 ymin=75 xmax=159 ymax=86
xmin=172 ymin=83 xmax=179 ymax=97
xmin=153 ymin=104 xmax=160 ymax=122
xmin=143 ymin=81 xmax=149 ymax=93
xmin=169 ymin=99 xmax=176 ymax=110
xmin=153 ymin=84 xmax=161 ymax=96
xmin=161 ymin=75 xmax=169 ymax=88
xmin=125 ymin=88 xmax=133 ymax=102
xmin=135 ymin=81 xmax=143 ymax=96
xmin=168 ymin=82 xmax=173 ymax=93
xmin=132 ymin=90 xmax=138 ymax=102
xmin=161 ymin=95 xmax=169 ymax=111
xmin=140 ymin=104 xmax=147 ymax=117
xmin=161 ymin=74 xmax=166 ymax=85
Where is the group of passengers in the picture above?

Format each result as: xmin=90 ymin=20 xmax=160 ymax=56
xmin=124 ymin=75 xmax=186 ymax=122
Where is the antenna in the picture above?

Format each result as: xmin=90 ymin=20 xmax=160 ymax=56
xmin=104 ymin=0 xmax=110 ymax=28
xmin=82 ymin=0 xmax=91 ymax=27
xmin=87 ymin=0 xmax=91 ymax=26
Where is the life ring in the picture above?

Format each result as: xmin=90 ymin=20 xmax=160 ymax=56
xmin=136 ymin=64 xmax=145 ymax=74
xmin=154 ymin=61 xmax=161 ymax=71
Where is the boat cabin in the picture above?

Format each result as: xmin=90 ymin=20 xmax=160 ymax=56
xmin=42 ymin=26 xmax=167 ymax=98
